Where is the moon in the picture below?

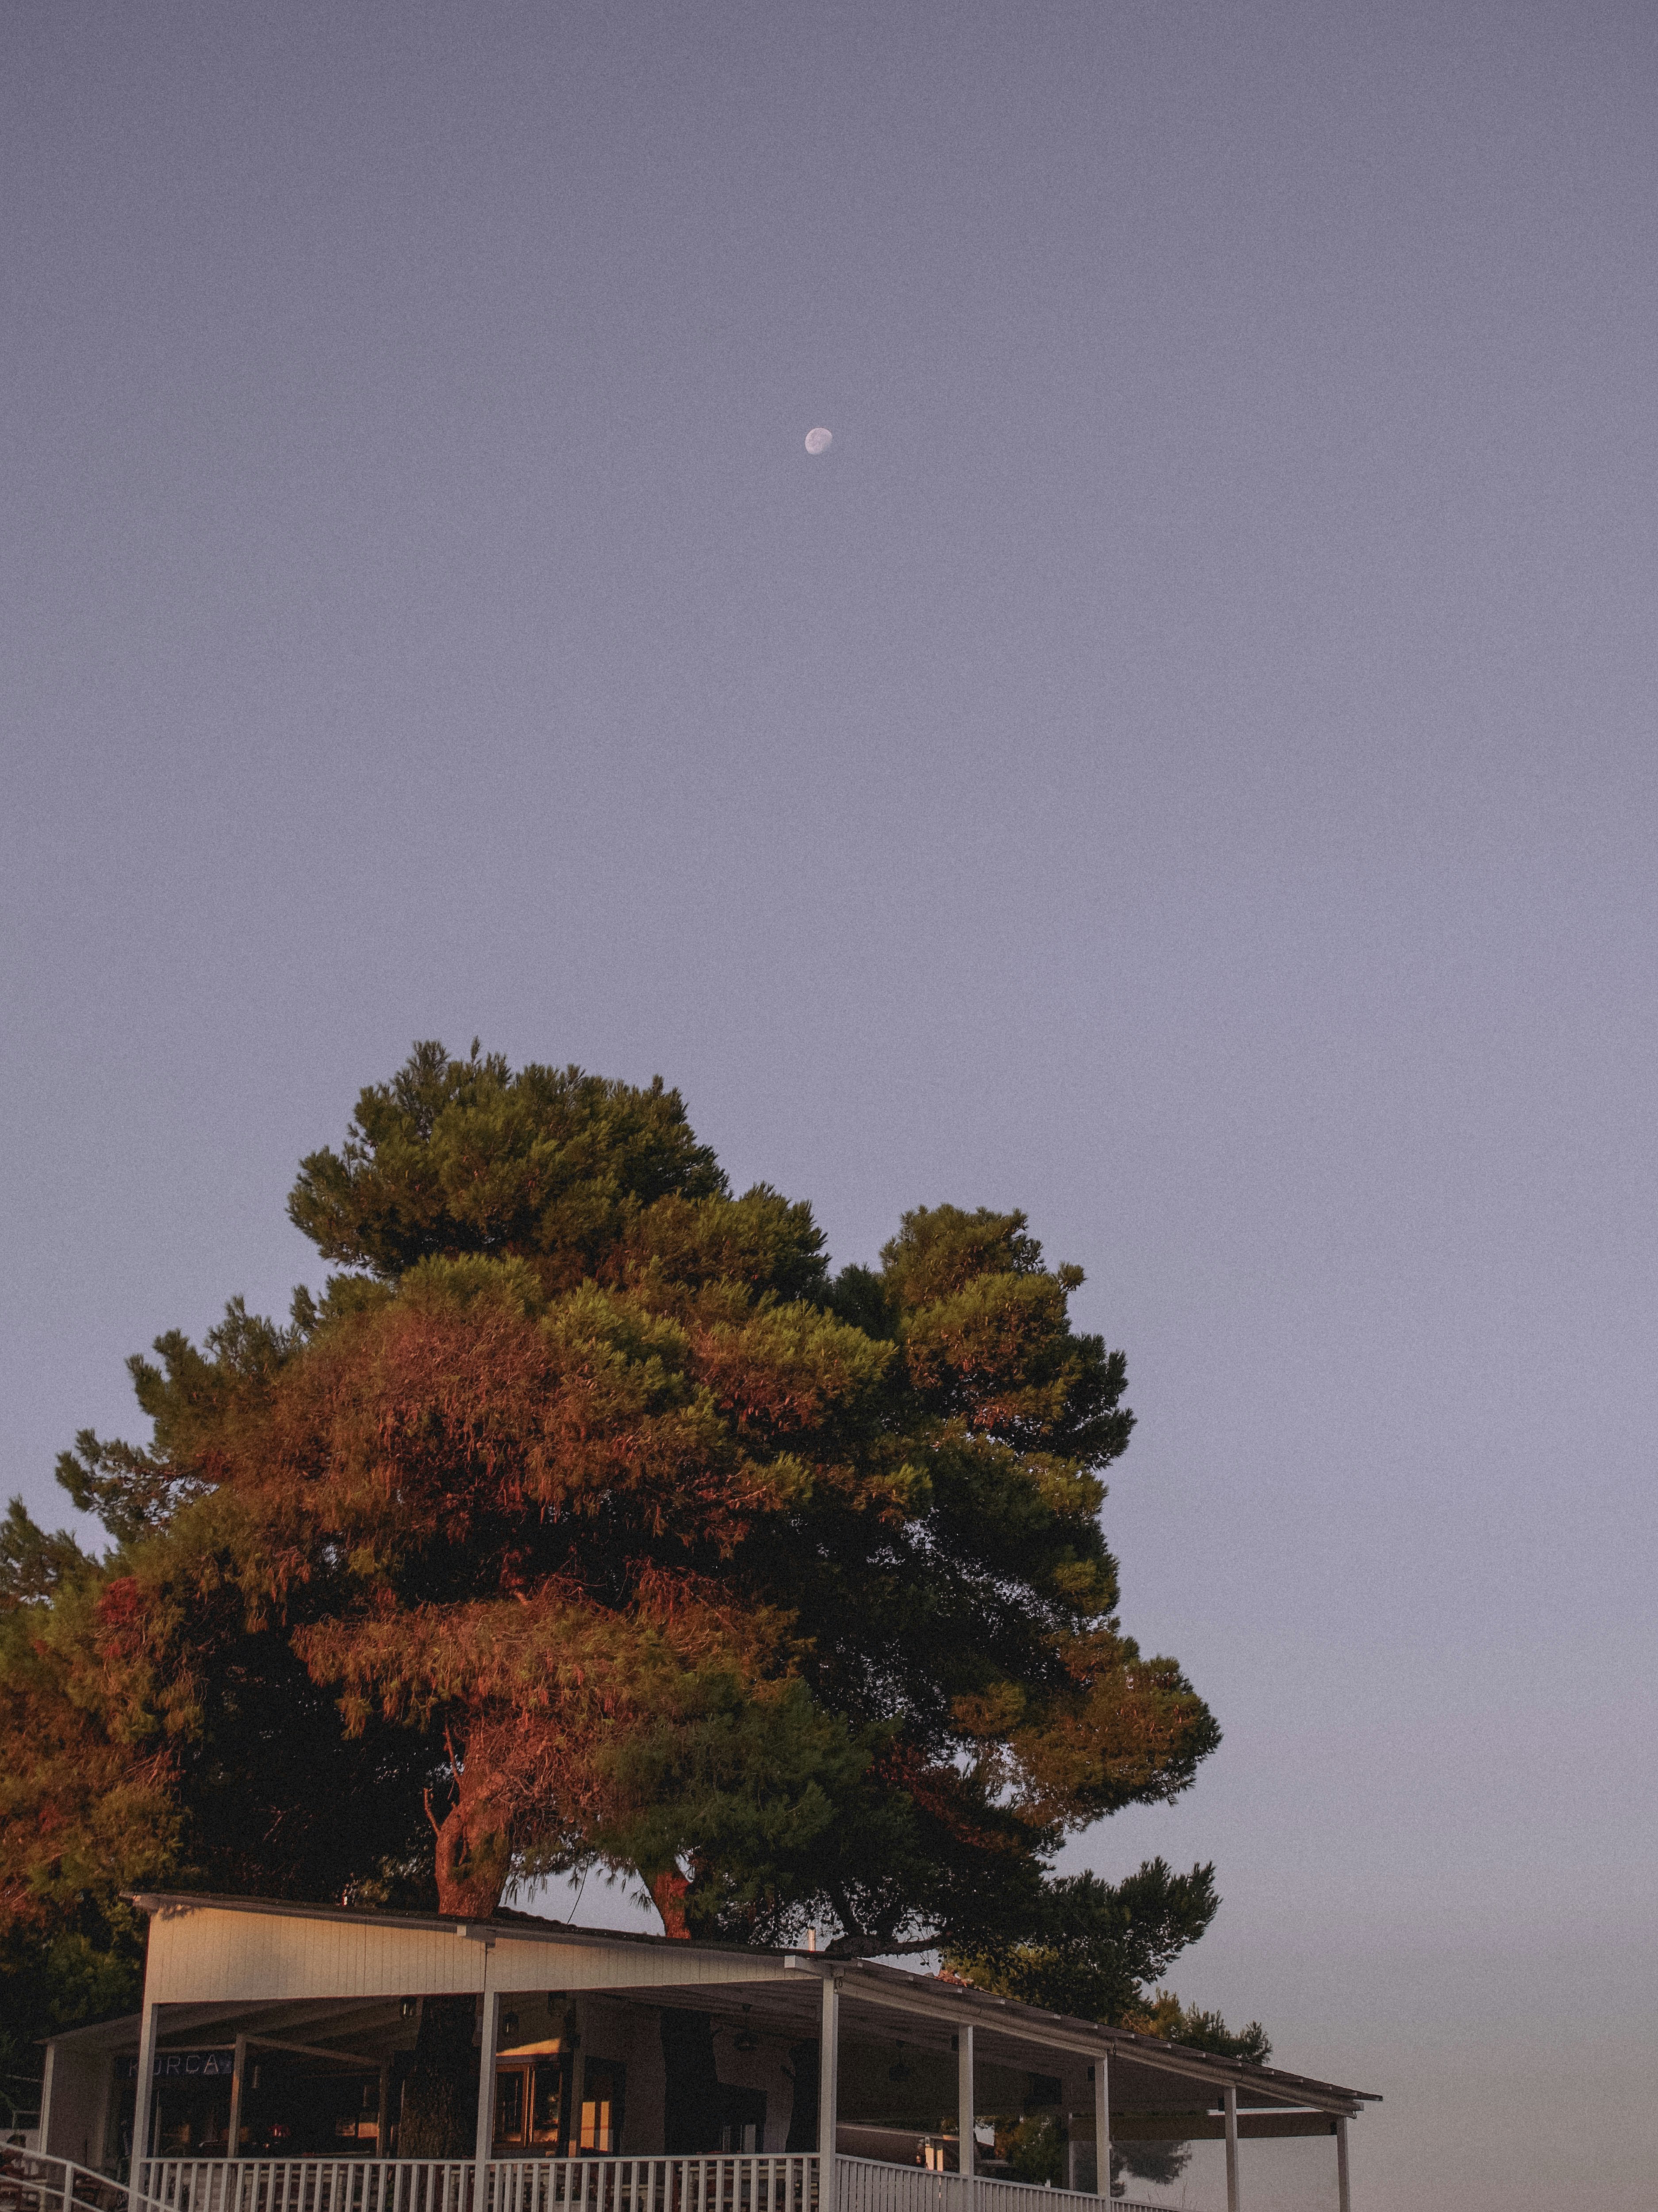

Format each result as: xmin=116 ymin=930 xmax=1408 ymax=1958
xmin=804 ymin=427 xmax=833 ymax=455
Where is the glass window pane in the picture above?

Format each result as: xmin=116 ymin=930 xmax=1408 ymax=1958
xmin=495 ymin=2069 xmax=525 ymax=2142
xmin=532 ymin=2062 xmax=564 ymax=2144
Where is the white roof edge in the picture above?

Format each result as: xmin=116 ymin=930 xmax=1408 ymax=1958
xmin=118 ymin=1891 xmax=1378 ymax=2112
xmin=127 ymin=1889 xmax=794 ymax=1968
xmin=815 ymin=1955 xmax=1377 ymax=2112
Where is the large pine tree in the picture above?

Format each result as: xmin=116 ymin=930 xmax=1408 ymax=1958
xmin=3 ymin=1043 xmax=1220 ymax=2013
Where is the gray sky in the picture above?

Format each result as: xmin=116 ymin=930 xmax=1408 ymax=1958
xmin=4 ymin=6 xmax=1655 ymax=2206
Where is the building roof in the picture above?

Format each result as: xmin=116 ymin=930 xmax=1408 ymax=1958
xmin=96 ymin=1889 xmax=1376 ymax=2119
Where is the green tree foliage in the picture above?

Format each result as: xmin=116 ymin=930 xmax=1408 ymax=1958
xmin=944 ymin=1859 xmax=1224 ymax=2024
xmin=1 ymin=1043 xmax=1225 ymax=2067
xmin=1120 ymin=1989 xmax=1271 ymax=2064
xmin=951 ymin=1866 xmax=1270 ymax=2198
xmin=1103 ymin=1995 xmax=1271 ymax=2198
xmin=0 ymin=1505 xmax=155 ymax=2099
xmin=991 ymin=2112 xmax=1069 ymax=2187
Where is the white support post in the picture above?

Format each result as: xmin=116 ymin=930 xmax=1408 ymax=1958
xmin=37 ymin=2046 xmax=58 ymax=2161
xmin=817 ymin=1970 xmax=841 ymax=2197
xmin=1336 ymin=2116 xmax=1351 ymax=2212
xmin=127 ymin=1996 xmax=159 ymax=2212
xmin=957 ymin=2021 xmax=975 ymax=2190
xmin=1223 ymin=2087 xmax=1240 ymax=2212
xmin=226 ymin=2035 xmax=248 ymax=2161
xmin=1092 ymin=2057 xmax=1109 ymax=2200
xmin=474 ymin=1965 xmax=500 ymax=2195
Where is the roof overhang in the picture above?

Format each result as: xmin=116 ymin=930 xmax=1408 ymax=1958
xmin=107 ymin=1891 xmax=1377 ymax=2121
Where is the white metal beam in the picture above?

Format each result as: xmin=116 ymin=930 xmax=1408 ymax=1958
xmin=1224 ymin=2086 xmax=1240 ymax=2212
xmin=35 ymin=2044 xmax=58 ymax=2158
xmin=826 ymin=1979 xmax=1105 ymax=2056
xmin=957 ymin=2020 xmax=975 ymax=2189
xmin=817 ymin=1971 xmax=841 ymax=2184
xmin=225 ymin=2036 xmax=247 ymax=2160
xmin=1336 ymin=2115 xmax=1351 ymax=2212
xmin=472 ymin=1964 xmax=499 ymax=2170
xmin=813 ymin=1970 xmax=1359 ymax=2114
xmin=126 ymin=1999 xmax=160 ymax=2212
xmin=1093 ymin=2055 xmax=1110 ymax=2199
xmin=238 ymin=2034 xmax=382 ymax=2065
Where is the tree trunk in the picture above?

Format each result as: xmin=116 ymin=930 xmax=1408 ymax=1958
xmin=784 ymin=2042 xmax=819 ymax=2154
xmin=649 ymin=1866 xmax=691 ymax=1940
xmin=398 ymin=1996 xmax=481 ymax=2159
xmin=433 ymin=1785 xmax=510 ymax=1918
xmin=660 ymin=2009 xmax=722 ymax=2153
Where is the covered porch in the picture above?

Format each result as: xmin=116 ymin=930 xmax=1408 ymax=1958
xmin=29 ymin=1894 xmax=1374 ymax=2212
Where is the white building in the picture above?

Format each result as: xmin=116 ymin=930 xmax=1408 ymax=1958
xmin=28 ymin=1892 xmax=1375 ymax=2212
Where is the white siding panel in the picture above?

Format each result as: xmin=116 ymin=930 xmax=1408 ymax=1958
xmin=144 ymin=1905 xmax=795 ymax=2008
xmin=146 ymin=1907 xmax=484 ymax=2003
xmin=490 ymin=1936 xmax=791 ymax=1996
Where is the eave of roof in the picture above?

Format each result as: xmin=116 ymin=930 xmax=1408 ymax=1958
xmin=121 ymin=1891 xmax=1379 ymax=2112
xmin=129 ymin=1888 xmax=763 ymax=1956
xmin=819 ymin=1954 xmax=1379 ymax=2109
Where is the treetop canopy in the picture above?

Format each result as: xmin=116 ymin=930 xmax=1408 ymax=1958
xmin=6 ymin=1040 xmax=1220 ymax=1989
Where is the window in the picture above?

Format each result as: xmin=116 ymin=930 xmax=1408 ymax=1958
xmin=495 ymin=2069 xmax=527 ymax=2147
xmin=496 ymin=2056 xmax=572 ymax=2156
xmin=531 ymin=2061 xmax=565 ymax=2148
xmin=577 ymin=2061 xmax=626 ymax=2155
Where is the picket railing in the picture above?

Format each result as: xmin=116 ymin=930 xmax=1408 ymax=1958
xmin=4 ymin=2146 xmax=1163 ymax=2212
xmin=136 ymin=2164 xmax=476 ymax=2212
xmin=2 ymin=2156 xmax=477 ymax=2212
xmin=975 ymin=2183 xmax=1160 ymax=2212
xmin=832 ymin=2162 xmax=1159 ymax=2212
xmin=130 ymin=2159 xmax=817 ymax=2212
xmin=493 ymin=2159 xmax=816 ymax=2212
xmin=2 ymin=2150 xmax=130 ymax=2212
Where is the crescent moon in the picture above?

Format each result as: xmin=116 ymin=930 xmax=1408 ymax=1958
xmin=804 ymin=427 xmax=833 ymax=455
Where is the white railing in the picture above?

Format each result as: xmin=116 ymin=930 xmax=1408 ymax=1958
xmin=833 ymin=2159 xmax=1161 ymax=2212
xmin=130 ymin=2162 xmax=817 ymax=2212
xmin=136 ymin=2166 xmax=477 ymax=2212
xmin=0 ymin=2148 xmax=1165 ymax=2212
xmin=2 ymin=2150 xmax=129 ymax=2212
xmin=833 ymin=2160 xmax=965 ymax=2212
xmin=128 ymin=2168 xmax=814 ymax=2212
xmin=982 ymin=2195 xmax=1162 ymax=2212
xmin=493 ymin=2159 xmax=816 ymax=2212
